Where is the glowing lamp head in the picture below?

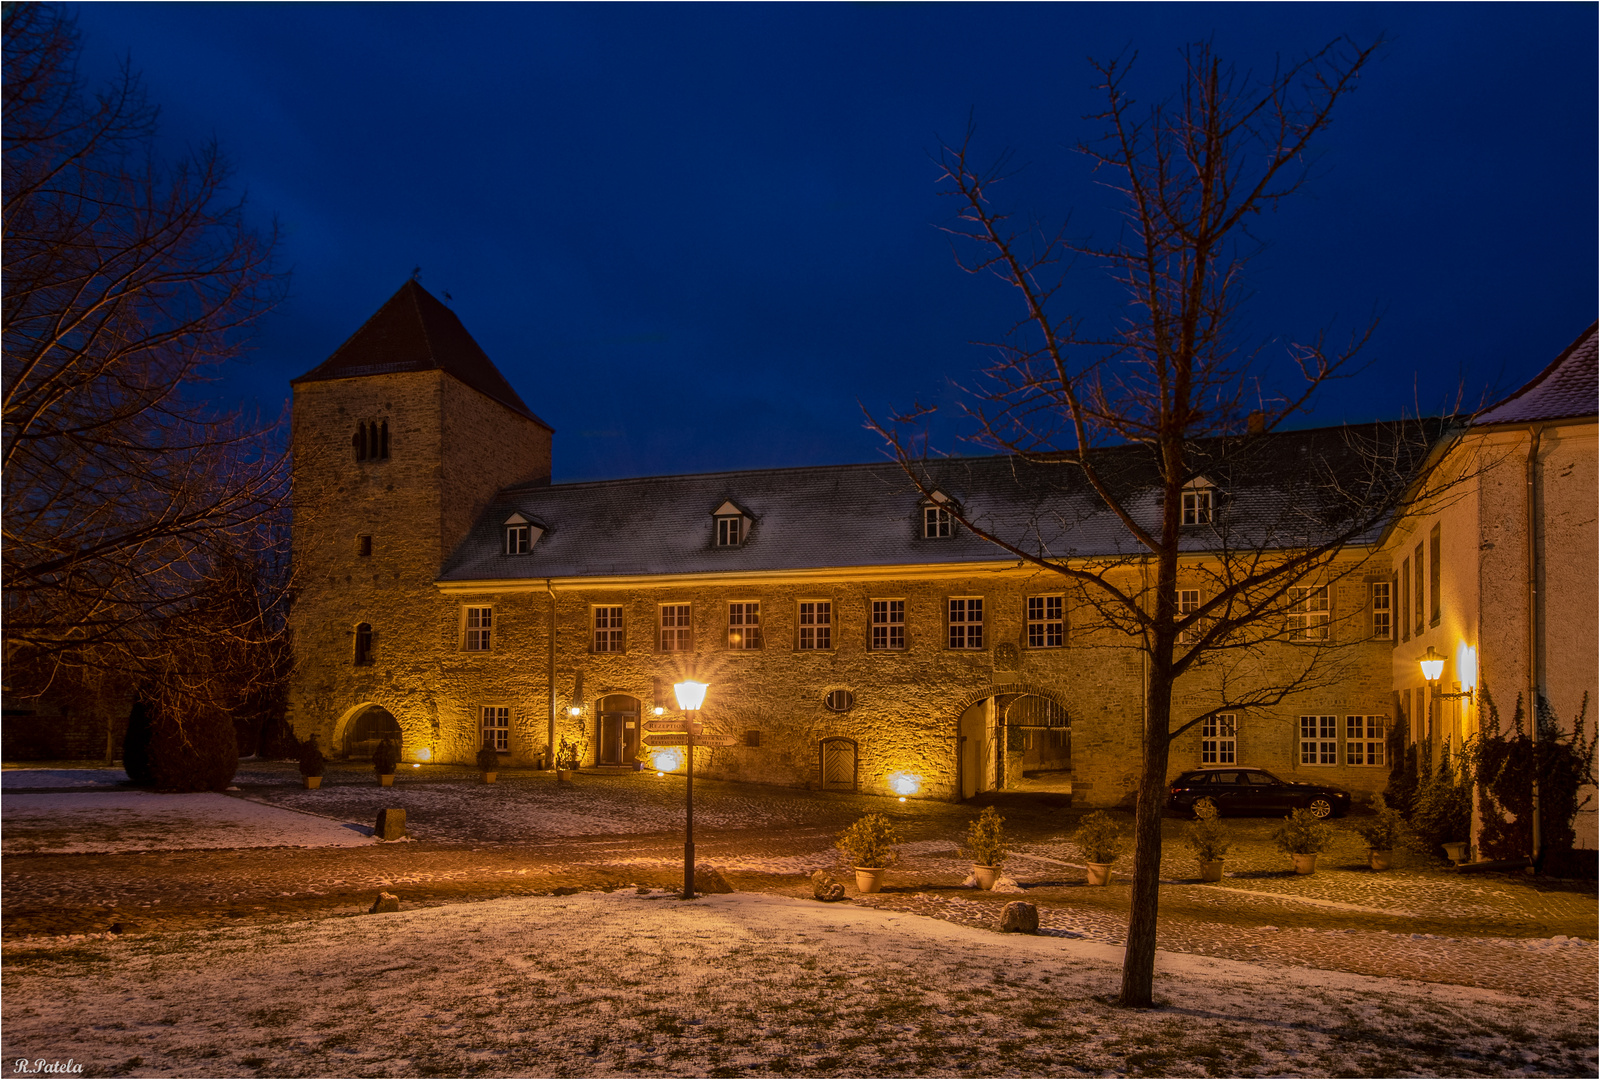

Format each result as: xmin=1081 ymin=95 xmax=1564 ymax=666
xmin=653 ymin=706 xmax=665 ymax=716
xmin=414 ymin=748 xmax=432 ymax=762
xmin=673 ymin=680 xmax=708 ymax=711
xmin=568 ymin=706 xmax=582 ymax=717
xmin=887 ymin=772 xmax=921 ymax=797
xmin=1419 ymin=646 xmax=1446 ymax=683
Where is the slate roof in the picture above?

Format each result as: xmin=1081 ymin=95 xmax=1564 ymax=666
xmin=292 ymin=281 xmax=551 ymax=428
xmin=1473 ymin=322 xmax=1598 ymax=426
xmin=439 ymin=421 xmax=1442 ymax=582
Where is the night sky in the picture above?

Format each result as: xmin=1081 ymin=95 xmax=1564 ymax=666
xmin=70 ymin=3 xmax=1596 ymax=483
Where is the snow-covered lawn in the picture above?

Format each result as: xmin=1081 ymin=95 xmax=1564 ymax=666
xmin=2 ymin=891 xmax=1592 ymax=1078
xmin=0 ymin=792 xmax=376 ymax=853
xmin=1 ymin=767 xmax=125 ymax=790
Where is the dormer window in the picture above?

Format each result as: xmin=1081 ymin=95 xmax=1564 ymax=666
xmin=1182 ymin=479 xmax=1215 ymax=526
xmin=922 ymin=491 xmax=956 ymax=538
xmin=712 ymin=501 xmax=750 ymax=548
xmin=503 ymin=512 xmax=543 ymax=555
xmin=353 ymin=419 xmax=390 ymax=463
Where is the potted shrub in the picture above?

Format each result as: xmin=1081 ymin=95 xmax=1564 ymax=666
xmin=1272 ymin=807 xmax=1334 ymax=874
xmin=476 ymin=739 xmax=501 ymax=784
xmin=835 ymin=813 xmax=902 ymax=894
xmin=963 ymin=806 xmax=1009 ymax=889
xmin=298 ymin=734 xmax=325 ymax=790
xmin=1352 ymin=794 xmax=1406 ymax=870
xmin=372 ymin=736 xmax=400 ymax=787
xmin=555 ymin=736 xmax=579 ymax=783
xmin=1183 ymin=797 xmax=1230 ymax=881
xmin=1072 ymin=811 xmax=1126 ymax=885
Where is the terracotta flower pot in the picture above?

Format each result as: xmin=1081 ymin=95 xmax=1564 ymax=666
xmin=1442 ymin=841 xmax=1469 ymax=864
xmin=1199 ymin=859 xmax=1224 ymax=882
xmin=1292 ymin=853 xmax=1317 ymax=875
xmin=1086 ymin=861 xmax=1113 ymax=886
xmin=302 ymin=775 xmax=322 ymax=790
xmin=854 ymin=867 xmax=885 ymax=894
xmin=379 ymin=773 xmax=395 ymax=787
xmin=1368 ymin=849 xmax=1392 ymax=871
xmin=556 ymin=768 xmax=573 ymax=783
xmin=481 ymin=771 xmax=497 ymax=784
xmin=972 ymin=865 xmax=999 ymax=890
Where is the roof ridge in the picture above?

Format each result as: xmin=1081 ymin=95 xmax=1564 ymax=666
xmin=1472 ymin=321 xmax=1598 ymax=424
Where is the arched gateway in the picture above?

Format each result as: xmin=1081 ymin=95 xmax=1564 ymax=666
xmin=953 ymin=685 xmax=1072 ymax=799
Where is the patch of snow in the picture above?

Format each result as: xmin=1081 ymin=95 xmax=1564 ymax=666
xmin=0 ymin=791 xmax=377 ymax=853
xmin=1 ymin=768 xmax=126 ymax=789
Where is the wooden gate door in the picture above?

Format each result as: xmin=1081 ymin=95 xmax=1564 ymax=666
xmin=820 ymin=738 xmax=857 ymax=791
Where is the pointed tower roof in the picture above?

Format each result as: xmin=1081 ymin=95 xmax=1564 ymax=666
xmin=1473 ymin=321 xmax=1597 ymax=427
xmin=292 ymin=280 xmax=551 ymax=429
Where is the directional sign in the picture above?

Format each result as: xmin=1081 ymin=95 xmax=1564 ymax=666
xmin=644 ymin=718 xmax=701 ymax=733
xmin=643 ymin=732 xmax=739 ymax=748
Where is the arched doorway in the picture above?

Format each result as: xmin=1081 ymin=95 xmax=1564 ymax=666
xmin=955 ymin=688 xmax=1071 ymax=798
xmin=343 ymin=705 xmax=401 ymax=759
xmin=819 ymin=737 xmax=858 ymax=791
xmin=596 ymin=694 xmax=641 ymax=766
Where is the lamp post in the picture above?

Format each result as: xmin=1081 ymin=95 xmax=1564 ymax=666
xmin=673 ymin=679 xmax=708 ymax=900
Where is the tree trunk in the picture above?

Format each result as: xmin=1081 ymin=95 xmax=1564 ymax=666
xmin=1120 ymin=655 xmax=1174 ymax=1007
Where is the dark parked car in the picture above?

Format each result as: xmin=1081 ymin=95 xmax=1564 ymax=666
xmin=1168 ymin=767 xmax=1351 ymax=819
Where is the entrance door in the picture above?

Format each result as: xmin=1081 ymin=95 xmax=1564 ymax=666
xmin=820 ymin=738 xmax=857 ymax=791
xmin=596 ymin=694 xmax=640 ymax=765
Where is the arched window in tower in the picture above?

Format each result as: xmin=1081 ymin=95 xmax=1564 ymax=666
xmin=379 ymin=419 xmax=389 ymax=459
xmin=352 ymin=420 xmax=390 ymax=463
xmin=354 ymin=622 xmax=374 ymax=666
xmin=353 ymin=423 xmax=367 ymax=462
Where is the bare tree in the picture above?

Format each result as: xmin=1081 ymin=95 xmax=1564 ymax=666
xmin=871 ymin=39 xmax=1454 ymax=1007
xmin=2 ymin=4 xmax=290 ymax=720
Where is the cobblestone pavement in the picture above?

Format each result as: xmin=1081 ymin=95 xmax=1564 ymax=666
xmin=3 ymin=762 xmax=1594 ymax=1005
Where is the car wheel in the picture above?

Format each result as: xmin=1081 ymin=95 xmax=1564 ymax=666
xmin=1306 ymin=796 xmax=1334 ymax=819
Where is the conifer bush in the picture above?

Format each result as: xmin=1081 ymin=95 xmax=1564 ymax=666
xmin=963 ymin=806 xmax=1009 ymax=868
xmin=1182 ymin=798 xmax=1231 ymax=863
xmin=298 ymin=734 xmax=326 ymax=778
xmin=1352 ymin=794 xmax=1407 ymax=852
xmin=476 ymin=740 xmax=501 ymax=773
xmin=1072 ymin=811 xmax=1127 ymax=864
xmin=836 ymin=813 xmax=902 ymax=869
xmin=372 ymin=736 xmax=400 ymax=776
xmin=1271 ymin=808 xmax=1334 ymax=855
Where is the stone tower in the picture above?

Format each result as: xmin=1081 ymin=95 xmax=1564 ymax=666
xmin=286 ymin=281 xmax=552 ymax=757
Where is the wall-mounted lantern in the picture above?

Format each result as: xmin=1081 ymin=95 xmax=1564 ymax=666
xmin=1420 ymin=646 xmax=1474 ymax=702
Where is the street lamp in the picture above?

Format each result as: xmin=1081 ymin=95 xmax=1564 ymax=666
xmin=673 ymin=680 xmax=708 ymax=899
xmin=1420 ymin=646 xmax=1474 ymax=701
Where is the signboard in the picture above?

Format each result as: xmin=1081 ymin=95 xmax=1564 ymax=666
xmin=642 ymin=732 xmax=738 ymax=748
xmin=643 ymin=718 xmax=702 ymax=733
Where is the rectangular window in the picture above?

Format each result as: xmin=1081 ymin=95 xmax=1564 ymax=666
xmin=948 ymin=597 xmax=984 ymax=649
xmin=592 ymin=605 xmax=624 ymax=652
xmin=728 ymin=602 xmax=762 ymax=649
xmin=798 ymin=601 xmax=832 ymax=650
xmin=463 ymin=607 xmax=492 ymax=651
xmin=1413 ymin=541 xmax=1425 ymax=632
xmin=1176 ymin=589 xmax=1201 ymax=644
xmin=1429 ymin=524 xmax=1441 ymax=627
xmin=505 ymin=525 xmax=531 ymax=555
xmin=1288 ymin=586 xmax=1329 ymax=640
xmin=358 ymin=534 xmax=373 ymax=558
xmin=871 ymin=599 xmax=905 ymax=650
xmin=1346 ymin=715 xmax=1386 ymax=766
xmin=1182 ymin=489 xmax=1213 ymax=525
xmin=1026 ymin=595 xmax=1064 ymax=648
xmin=923 ymin=505 xmax=953 ymax=538
xmin=1371 ymin=581 xmax=1392 ymax=640
xmin=659 ymin=604 xmax=692 ymax=652
xmin=481 ymin=706 xmax=509 ymax=752
xmin=1200 ymin=713 xmax=1237 ymax=764
xmin=1400 ymin=559 xmax=1410 ymax=641
xmin=716 ymin=516 xmax=743 ymax=547
xmin=1300 ymin=714 xmax=1338 ymax=765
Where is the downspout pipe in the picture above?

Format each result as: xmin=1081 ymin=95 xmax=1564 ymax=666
xmin=1526 ymin=426 xmax=1543 ymax=870
xmin=546 ymin=578 xmax=557 ymax=772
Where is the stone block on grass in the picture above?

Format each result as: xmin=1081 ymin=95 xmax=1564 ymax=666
xmin=375 ymin=808 xmax=407 ymax=840
xmin=368 ymin=892 xmax=400 ymax=914
xmin=997 ymin=901 xmax=1039 ymax=934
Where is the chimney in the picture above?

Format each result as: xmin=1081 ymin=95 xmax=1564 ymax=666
xmin=1246 ymin=410 xmax=1265 ymax=435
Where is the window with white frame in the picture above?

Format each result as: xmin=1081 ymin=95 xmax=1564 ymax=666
xmin=923 ymin=505 xmax=954 ymax=538
xmin=481 ymin=705 xmax=509 ymax=752
xmin=948 ymin=597 xmax=984 ymax=649
xmin=1289 ymin=586 xmax=1329 ymax=640
xmin=1346 ymin=715 xmax=1386 ymax=766
xmin=1177 ymin=589 xmax=1202 ymax=644
xmin=1026 ymin=595 xmax=1064 ymax=648
xmin=592 ymin=605 xmax=624 ymax=652
xmin=506 ymin=525 xmax=531 ymax=555
xmin=1371 ymin=581 xmax=1392 ymax=640
xmin=1182 ymin=487 xmax=1214 ymax=525
xmin=871 ymin=599 xmax=905 ymax=650
xmin=659 ymin=604 xmax=692 ymax=652
xmin=1300 ymin=714 xmax=1338 ymax=765
xmin=1201 ymin=713 xmax=1237 ymax=764
xmin=728 ymin=602 xmax=761 ymax=649
xmin=463 ymin=607 xmax=492 ymax=651
xmin=798 ymin=601 xmax=832 ymax=650
xmin=715 ymin=516 xmax=744 ymax=547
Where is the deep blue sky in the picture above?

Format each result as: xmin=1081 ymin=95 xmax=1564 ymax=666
xmin=72 ymin=3 xmax=1596 ymax=483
